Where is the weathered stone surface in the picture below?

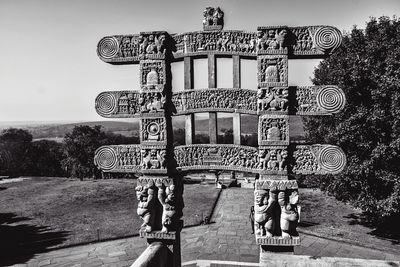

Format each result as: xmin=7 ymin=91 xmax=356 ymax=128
xmin=172 ymin=88 xmax=257 ymax=115
xmin=256 ymin=236 xmax=300 ymax=246
xmin=258 ymin=115 xmax=289 ymax=146
xmin=255 ymin=180 xmax=298 ymax=190
xmin=97 ymin=26 xmax=342 ymax=64
xmin=95 ymin=8 xmax=347 ymax=262
xmin=131 ymin=241 xmax=173 ymax=267
xmin=139 ymin=230 xmax=177 ymax=240
xmin=174 ymin=144 xmax=259 ymax=173
xmin=293 ymin=145 xmax=346 ymax=175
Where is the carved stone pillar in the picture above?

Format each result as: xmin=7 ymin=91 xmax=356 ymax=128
xmin=256 ymin=30 xmax=298 ymax=255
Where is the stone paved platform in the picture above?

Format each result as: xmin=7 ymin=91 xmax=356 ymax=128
xmin=8 ymin=188 xmax=400 ymax=267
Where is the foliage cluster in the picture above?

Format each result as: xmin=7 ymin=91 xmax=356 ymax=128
xmin=304 ymin=16 xmax=400 ymax=232
xmin=0 ymin=126 xmax=138 ymax=179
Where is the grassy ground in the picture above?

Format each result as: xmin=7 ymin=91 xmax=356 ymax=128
xmin=300 ymin=188 xmax=400 ymax=253
xmin=0 ymin=177 xmax=219 ymax=249
xmin=1 ymin=178 xmax=398 ymax=256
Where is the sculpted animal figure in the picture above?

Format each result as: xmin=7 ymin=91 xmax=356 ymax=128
xmin=141 ymin=149 xmax=151 ymax=169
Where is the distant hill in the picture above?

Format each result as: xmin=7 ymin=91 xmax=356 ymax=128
xmin=0 ymin=116 xmax=305 ymax=142
xmin=173 ymin=115 xmax=305 ymax=138
xmin=0 ymin=121 xmax=139 ymax=141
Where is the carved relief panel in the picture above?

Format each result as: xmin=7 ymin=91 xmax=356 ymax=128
xmin=96 ymin=91 xmax=140 ymax=117
xmin=140 ymin=117 xmax=167 ymax=144
xmin=258 ymin=146 xmax=288 ymax=175
xmin=174 ymin=145 xmax=259 ymax=172
xmin=295 ymin=86 xmax=346 ymax=115
xmin=293 ymin=145 xmax=346 ymax=175
xmin=173 ymin=30 xmax=258 ymax=57
xmin=140 ymin=146 xmax=167 ymax=174
xmin=258 ymin=115 xmax=289 ymax=145
xmin=136 ymin=176 xmax=181 ymax=236
xmin=95 ymin=91 xmax=166 ymax=118
xmin=94 ymin=145 xmax=141 ymax=173
xmin=256 ymin=26 xmax=289 ymax=54
xmin=258 ymin=55 xmax=288 ymax=87
xmin=138 ymin=32 xmax=167 ymax=59
xmin=203 ymin=7 xmax=224 ymax=31
xmin=139 ymin=92 xmax=166 ymax=114
xmin=254 ymin=187 xmax=300 ymax=245
xmin=257 ymin=87 xmax=289 ymax=114
xmin=172 ymin=88 xmax=257 ymax=114
xmin=140 ymin=60 xmax=166 ymax=91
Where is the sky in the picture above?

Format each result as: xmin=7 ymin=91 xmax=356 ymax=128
xmin=0 ymin=0 xmax=399 ymax=122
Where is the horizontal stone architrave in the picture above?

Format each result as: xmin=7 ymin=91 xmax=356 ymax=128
xmin=174 ymin=144 xmax=260 ymax=173
xmin=94 ymin=143 xmax=346 ymax=175
xmin=97 ymin=26 xmax=342 ymax=64
xmin=172 ymin=88 xmax=258 ymax=115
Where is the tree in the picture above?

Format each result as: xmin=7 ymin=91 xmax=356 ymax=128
xmin=218 ymin=128 xmax=233 ymax=144
xmin=27 ymin=140 xmax=65 ymax=177
xmin=62 ymin=125 xmax=137 ymax=179
xmin=62 ymin=125 xmax=109 ymax=179
xmin=0 ymin=128 xmax=33 ymax=176
xmin=304 ymin=16 xmax=400 ymax=233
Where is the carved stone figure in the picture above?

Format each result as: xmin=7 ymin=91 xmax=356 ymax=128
xmin=146 ymin=68 xmax=158 ymax=86
xmin=258 ymin=148 xmax=287 ymax=171
xmin=172 ymin=89 xmax=257 ymax=114
xmin=158 ymin=184 xmax=177 ymax=233
xmin=141 ymin=118 xmax=166 ymax=142
xmin=254 ymin=189 xmax=276 ymax=237
xmin=203 ymin=7 xmax=224 ymax=30
xmin=258 ymin=87 xmax=289 ymax=112
xmin=141 ymin=60 xmax=165 ymax=90
xmin=136 ymin=184 xmax=155 ymax=232
xmin=258 ymin=56 xmax=288 ymax=86
xmin=278 ymin=190 xmax=299 ymax=238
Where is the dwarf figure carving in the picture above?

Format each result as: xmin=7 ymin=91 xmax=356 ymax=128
xmin=278 ymin=190 xmax=299 ymax=238
xmin=136 ymin=184 xmax=155 ymax=232
xmin=158 ymin=184 xmax=176 ymax=233
xmin=254 ymin=189 xmax=277 ymax=237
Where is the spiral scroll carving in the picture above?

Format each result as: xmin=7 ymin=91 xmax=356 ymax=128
xmin=316 ymin=86 xmax=346 ymax=113
xmin=96 ymin=92 xmax=117 ymax=116
xmin=318 ymin=146 xmax=346 ymax=173
xmin=98 ymin=37 xmax=119 ymax=59
xmin=95 ymin=146 xmax=118 ymax=171
xmin=314 ymin=27 xmax=342 ymax=53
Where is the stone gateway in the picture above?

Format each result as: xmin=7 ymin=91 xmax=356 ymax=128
xmin=94 ymin=7 xmax=345 ymax=266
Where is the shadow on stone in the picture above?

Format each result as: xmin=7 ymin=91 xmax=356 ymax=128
xmin=0 ymin=213 xmax=69 ymax=266
xmin=344 ymin=213 xmax=400 ymax=244
xmin=298 ymin=221 xmax=319 ymax=228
